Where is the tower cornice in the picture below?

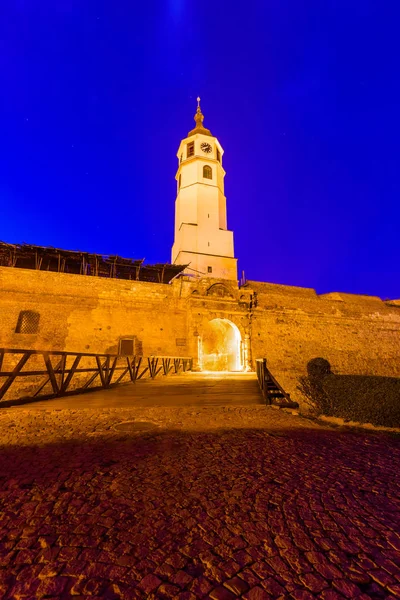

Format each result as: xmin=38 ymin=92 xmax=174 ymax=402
xmin=176 ymin=180 xmax=226 ymax=195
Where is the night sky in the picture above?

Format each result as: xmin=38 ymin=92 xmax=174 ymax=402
xmin=1 ymin=1 xmax=399 ymax=298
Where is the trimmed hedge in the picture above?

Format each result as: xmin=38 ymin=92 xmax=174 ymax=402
xmin=298 ymin=359 xmax=400 ymax=428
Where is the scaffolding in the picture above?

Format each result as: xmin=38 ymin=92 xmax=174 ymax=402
xmin=0 ymin=241 xmax=187 ymax=284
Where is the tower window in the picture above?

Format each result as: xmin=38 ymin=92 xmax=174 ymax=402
xmin=180 ymin=153 xmax=183 ymax=163
xmin=217 ymin=148 xmax=221 ymax=162
xmin=207 ymin=266 xmax=212 ymax=273
xmin=15 ymin=310 xmax=40 ymax=334
xmin=179 ymin=174 xmax=182 ymax=189
xmin=187 ymin=142 xmax=195 ymax=158
xmin=203 ymin=165 xmax=212 ymax=179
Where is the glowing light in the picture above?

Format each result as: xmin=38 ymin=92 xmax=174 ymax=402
xmin=200 ymin=318 xmax=243 ymax=372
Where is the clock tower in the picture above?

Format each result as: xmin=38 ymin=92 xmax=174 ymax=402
xmin=171 ymin=98 xmax=237 ymax=281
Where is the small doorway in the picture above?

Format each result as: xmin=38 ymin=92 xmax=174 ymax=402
xmin=199 ymin=318 xmax=243 ymax=372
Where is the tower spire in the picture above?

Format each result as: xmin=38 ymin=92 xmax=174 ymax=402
xmin=188 ymin=96 xmax=212 ymax=137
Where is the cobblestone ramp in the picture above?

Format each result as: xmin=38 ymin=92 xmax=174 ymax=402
xmin=0 ymin=396 xmax=400 ymax=599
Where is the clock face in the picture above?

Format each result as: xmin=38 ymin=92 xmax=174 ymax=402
xmin=201 ymin=142 xmax=212 ymax=154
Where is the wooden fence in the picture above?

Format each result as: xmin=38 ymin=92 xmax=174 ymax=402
xmin=0 ymin=348 xmax=193 ymax=406
xmin=255 ymin=358 xmax=297 ymax=407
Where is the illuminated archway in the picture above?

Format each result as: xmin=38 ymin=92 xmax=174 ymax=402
xmin=199 ymin=318 xmax=243 ymax=372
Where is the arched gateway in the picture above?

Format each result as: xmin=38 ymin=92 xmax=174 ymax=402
xmin=199 ymin=318 xmax=243 ymax=372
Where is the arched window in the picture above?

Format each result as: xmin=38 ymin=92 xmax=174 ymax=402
xmin=203 ymin=165 xmax=212 ymax=179
xmin=15 ymin=310 xmax=40 ymax=334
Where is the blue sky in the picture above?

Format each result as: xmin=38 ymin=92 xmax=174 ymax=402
xmin=1 ymin=1 xmax=399 ymax=297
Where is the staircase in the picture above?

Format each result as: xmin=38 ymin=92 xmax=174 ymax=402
xmin=256 ymin=358 xmax=299 ymax=408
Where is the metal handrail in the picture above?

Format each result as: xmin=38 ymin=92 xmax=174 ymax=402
xmin=0 ymin=348 xmax=193 ymax=406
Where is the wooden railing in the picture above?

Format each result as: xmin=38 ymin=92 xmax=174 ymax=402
xmin=255 ymin=358 xmax=296 ymax=407
xmin=0 ymin=348 xmax=193 ymax=406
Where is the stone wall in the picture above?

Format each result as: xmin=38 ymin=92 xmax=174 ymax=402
xmin=1 ymin=266 xmax=399 ymax=409
xmin=0 ymin=267 xmax=189 ymax=357
xmin=247 ymin=281 xmax=400 ymax=403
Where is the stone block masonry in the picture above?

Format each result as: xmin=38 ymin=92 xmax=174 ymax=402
xmin=248 ymin=281 xmax=400 ymax=404
xmin=1 ymin=266 xmax=400 ymax=409
xmin=0 ymin=267 xmax=189 ymax=357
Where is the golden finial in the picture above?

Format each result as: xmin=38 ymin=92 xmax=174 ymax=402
xmin=187 ymin=96 xmax=212 ymax=137
xmin=194 ymin=97 xmax=204 ymax=126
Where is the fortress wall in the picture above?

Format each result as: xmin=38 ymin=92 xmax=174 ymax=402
xmin=0 ymin=267 xmax=189 ymax=358
xmin=248 ymin=281 xmax=400 ymax=404
xmin=1 ymin=268 xmax=399 ymax=410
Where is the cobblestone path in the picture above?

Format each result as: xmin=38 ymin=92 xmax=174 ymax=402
xmin=0 ymin=399 xmax=400 ymax=599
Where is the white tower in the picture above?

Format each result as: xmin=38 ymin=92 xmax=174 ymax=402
xmin=171 ymin=98 xmax=237 ymax=281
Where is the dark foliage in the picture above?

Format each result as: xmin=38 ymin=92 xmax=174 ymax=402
xmin=307 ymin=357 xmax=332 ymax=377
xmin=298 ymin=360 xmax=400 ymax=428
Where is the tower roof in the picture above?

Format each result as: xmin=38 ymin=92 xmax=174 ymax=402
xmin=187 ymin=97 xmax=213 ymax=138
